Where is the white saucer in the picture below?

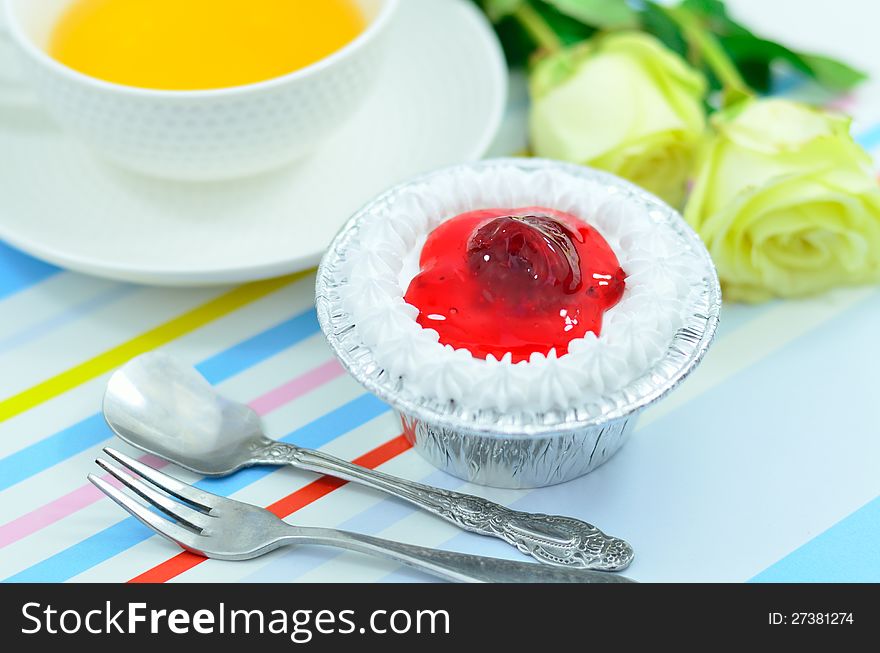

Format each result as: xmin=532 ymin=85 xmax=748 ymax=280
xmin=0 ymin=0 xmax=506 ymax=285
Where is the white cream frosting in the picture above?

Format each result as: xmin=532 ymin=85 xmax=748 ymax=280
xmin=340 ymin=164 xmax=703 ymax=414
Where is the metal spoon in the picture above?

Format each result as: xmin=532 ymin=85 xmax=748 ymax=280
xmin=103 ymin=352 xmax=634 ymax=571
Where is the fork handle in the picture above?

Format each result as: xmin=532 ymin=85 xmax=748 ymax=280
xmin=251 ymin=439 xmax=633 ymax=571
xmin=283 ymin=527 xmax=634 ymax=583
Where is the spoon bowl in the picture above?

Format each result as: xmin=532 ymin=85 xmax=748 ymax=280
xmin=103 ymin=352 xmax=264 ymax=476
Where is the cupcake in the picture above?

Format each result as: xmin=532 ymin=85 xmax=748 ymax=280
xmin=317 ymin=159 xmax=720 ymax=488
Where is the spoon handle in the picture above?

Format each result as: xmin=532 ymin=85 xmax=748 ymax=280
xmin=282 ymin=527 xmax=635 ymax=583
xmin=250 ymin=439 xmax=633 ymax=571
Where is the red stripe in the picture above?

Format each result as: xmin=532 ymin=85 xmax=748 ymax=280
xmin=128 ymin=434 xmax=412 ymax=583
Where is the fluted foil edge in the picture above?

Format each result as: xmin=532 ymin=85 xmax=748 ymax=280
xmin=316 ymin=158 xmax=721 ymax=488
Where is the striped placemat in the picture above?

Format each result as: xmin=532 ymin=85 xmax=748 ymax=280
xmin=2 ymin=62 xmax=880 ymax=583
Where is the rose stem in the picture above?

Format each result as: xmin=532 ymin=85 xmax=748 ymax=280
xmin=514 ymin=2 xmax=563 ymax=55
xmin=665 ymin=4 xmax=753 ymax=107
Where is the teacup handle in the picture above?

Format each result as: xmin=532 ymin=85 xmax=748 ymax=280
xmin=0 ymin=13 xmax=35 ymax=106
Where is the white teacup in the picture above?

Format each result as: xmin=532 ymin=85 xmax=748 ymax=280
xmin=0 ymin=0 xmax=398 ymax=181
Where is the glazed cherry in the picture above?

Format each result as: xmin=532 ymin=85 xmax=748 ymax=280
xmin=404 ymin=207 xmax=626 ymax=362
xmin=467 ymin=213 xmax=583 ymax=296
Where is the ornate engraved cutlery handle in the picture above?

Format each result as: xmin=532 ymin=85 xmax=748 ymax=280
xmin=251 ymin=439 xmax=633 ymax=572
xmin=285 ymin=528 xmax=635 ymax=583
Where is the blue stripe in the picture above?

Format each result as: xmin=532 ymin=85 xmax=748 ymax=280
xmin=0 ymin=308 xmax=320 ymax=493
xmin=751 ymin=496 xmax=880 ymax=582
xmin=855 ymin=122 xmax=880 ymax=151
xmin=194 ymin=310 xmax=321 ymax=384
xmin=0 ymin=241 xmax=59 ymax=300
xmin=0 ymin=284 xmax=135 ymax=355
xmin=0 ymin=414 xmax=110 ymax=492
xmin=4 ymin=393 xmax=390 ymax=582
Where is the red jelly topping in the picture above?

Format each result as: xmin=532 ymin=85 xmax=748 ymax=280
xmin=404 ymin=207 xmax=626 ymax=362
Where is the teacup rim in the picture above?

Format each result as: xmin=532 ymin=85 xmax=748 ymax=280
xmin=2 ymin=0 xmax=399 ymax=98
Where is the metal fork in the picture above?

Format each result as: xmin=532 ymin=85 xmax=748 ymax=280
xmin=89 ymin=448 xmax=634 ymax=583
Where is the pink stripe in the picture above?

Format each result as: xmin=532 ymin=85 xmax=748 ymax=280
xmin=0 ymin=454 xmax=168 ymax=548
xmin=248 ymin=359 xmax=344 ymax=416
xmin=0 ymin=359 xmax=344 ymax=549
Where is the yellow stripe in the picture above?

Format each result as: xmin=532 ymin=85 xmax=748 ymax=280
xmin=0 ymin=271 xmax=309 ymax=423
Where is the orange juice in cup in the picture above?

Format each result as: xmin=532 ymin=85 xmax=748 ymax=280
xmin=49 ymin=0 xmax=367 ymax=90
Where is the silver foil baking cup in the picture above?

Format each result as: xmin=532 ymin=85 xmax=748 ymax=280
xmin=316 ymin=158 xmax=721 ymax=488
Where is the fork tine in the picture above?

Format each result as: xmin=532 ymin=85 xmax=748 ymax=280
xmin=95 ymin=458 xmax=210 ymax=533
xmin=88 ymin=474 xmax=203 ymax=552
xmin=102 ymin=447 xmax=216 ymax=510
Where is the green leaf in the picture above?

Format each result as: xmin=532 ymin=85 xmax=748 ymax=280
xmin=682 ymin=1 xmax=867 ymax=93
xmin=639 ymin=1 xmax=688 ymax=60
xmin=720 ymin=34 xmax=809 ymax=74
xmin=491 ymin=13 xmax=543 ymax=66
xmin=542 ymin=0 xmax=638 ymax=28
xmin=721 ymin=34 xmax=867 ymax=93
xmin=483 ymin=0 xmax=526 ymax=22
xmin=798 ymin=53 xmax=867 ymax=91
xmin=532 ymin=1 xmax=596 ymax=46
xmin=680 ymin=0 xmax=729 ymax=22
xmin=680 ymin=0 xmax=750 ymax=36
xmin=735 ymin=58 xmax=772 ymax=93
xmin=483 ymin=1 xmax=594 ymax=67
